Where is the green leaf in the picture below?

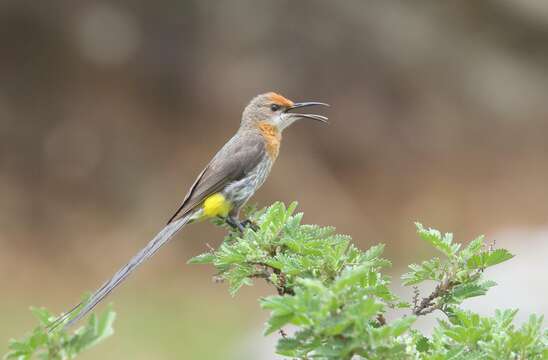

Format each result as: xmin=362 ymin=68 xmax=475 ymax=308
xmin=362 ymin=244 xmax=385 ymax=261
xmin=467 ymin=249 xmax=514 ymax=270
xmin=187 ymin=252 xmax=215 ymax=264
xmin=4 ymin=303 xmax=116 ymax=360
xmin=30 ymin=307 xmax=53 ymax=326
xmin=95 ymin=306 xmax=116 ymax=342
xmin=485 ymin=249 xmax=514 ymax=267
xmin=333 ymin=263 xmax=372 ymax=291
xmin=416 ymin=335 xmax=430 ymax=352
xmin=451 ymin=281 xmax=496 ymax=300
xmin=415 ymin=223 xmax=460 ymax=258
xmin=265 ymin=313 xmax=294 ymax=335
xmin=321 ymin=315 xmax=352 ymax=336
xmin=275 ymin=337 xmax=301 ymax=356
xmin=260 ymin=296 xmax=293 ymax=313
xmin=460 ymin=235 xmax=485 ymax=260
xmin=347 ymin=297 xmax=383 ymax=321
xmin=390 ymin=316 xmax=416 ymax=336
xmin=402 ymin=257 xmax=443 ymax=285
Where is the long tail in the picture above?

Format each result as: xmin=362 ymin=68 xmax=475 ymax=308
xmin=48 ymin=214 xmax=192 ymax=331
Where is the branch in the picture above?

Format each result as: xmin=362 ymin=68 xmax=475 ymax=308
xmin=249 ymin=261 xmax=294 ymax=295
xmin=412 ymin=279 xmax=457 ymax=316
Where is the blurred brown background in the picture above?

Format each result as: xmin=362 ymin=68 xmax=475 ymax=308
xmin=1 ymin=1 xmax=548 ymax=359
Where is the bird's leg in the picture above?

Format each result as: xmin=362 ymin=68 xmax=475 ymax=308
xmin=226 ymin=216 xmax=245 ymax=233
xmin=240 ymin=219 xmax=259 ymax=231
xmin=225 ymin=216 xmax=258 ymax=233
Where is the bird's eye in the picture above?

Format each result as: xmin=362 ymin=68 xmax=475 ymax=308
xmin=270 ymin=104 xmax=281 ymax=112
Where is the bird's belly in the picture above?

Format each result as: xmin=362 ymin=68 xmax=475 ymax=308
xmin=202 ymin=193 xmax=232 ymax=218
xmin=224 ymin=159 xmax=273 ymax=207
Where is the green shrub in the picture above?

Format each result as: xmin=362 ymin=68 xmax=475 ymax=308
xmin=191 ymin=202 xmax=547 ymax=359
xmin=6 ymin=202 xmax=547 ymax=359
xmin=4 ymin=306 xmax=115 ymax=360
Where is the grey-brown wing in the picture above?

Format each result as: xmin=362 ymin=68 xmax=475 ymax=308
xmin=166 ymin=166 xmax=209 ymax=224
xmin=166 ymin=132 xmax=265 ymax=223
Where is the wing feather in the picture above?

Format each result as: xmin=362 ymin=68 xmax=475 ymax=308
xmin=166 ymin=131 xmax=265 ymax=223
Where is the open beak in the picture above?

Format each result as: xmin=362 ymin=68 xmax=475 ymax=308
xmin=285 ymin=101 xmax=330 ymax=124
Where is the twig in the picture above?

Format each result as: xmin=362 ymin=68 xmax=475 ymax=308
xmin=412 ymin=286 xmax=420 ymax=310
xmin=249 ymin=261 xmax=295 ymax=295
xmin=412 ymin=279 xmax=456 ymax=316
xmin=376 ymin=313 xmax=386 ymax=326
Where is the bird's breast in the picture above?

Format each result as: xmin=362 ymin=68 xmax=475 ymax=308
xmin=257 ymin=121 xmax=281 ymax=160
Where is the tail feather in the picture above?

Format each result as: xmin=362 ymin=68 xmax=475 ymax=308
xmin=49 ymin=215 xmax=191 ymax=331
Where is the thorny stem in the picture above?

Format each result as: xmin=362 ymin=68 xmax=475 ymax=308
xmin=412 ymin=286 xmax=420 ymax=310
xmin=412 ymin=279 xmax=457 ymax=316
xmin=249 ymin=261 xmax=294 ymax=295
xmin=249 ymin=262 xmax=295 ymax=339
xmin=223 ymin=225 xmax=390 ymax=346
xmin=376 ymin=313 xmax=387 ymax=326
xmin=412 ymin=254 xmax=490 ymax=317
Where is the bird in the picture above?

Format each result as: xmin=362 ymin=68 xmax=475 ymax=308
xmin=48 ymin=92 xmax=328 ymax=330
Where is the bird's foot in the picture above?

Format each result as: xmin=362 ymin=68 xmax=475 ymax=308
xmin=226 ymin=217 xmax=245 ymax=233
xmin=241 ymin=219 xmax=259 ymax=232
xmin=226 ymin=217 xmax=258 ymax=233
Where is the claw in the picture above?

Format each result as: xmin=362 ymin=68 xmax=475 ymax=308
xmin=241 ymin=219 xmax=259 ymax=232
xmin=225 ymin=217 xmax=258 ymax=233
xmin=225 ymin=217 xmax=245 ymax=233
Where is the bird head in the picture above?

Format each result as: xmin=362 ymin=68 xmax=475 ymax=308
xmin=241 ymin=92 xmax=329 ymax=132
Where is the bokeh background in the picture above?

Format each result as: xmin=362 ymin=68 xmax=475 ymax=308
xmin=1 ymin=1 xmax=548 ymax=358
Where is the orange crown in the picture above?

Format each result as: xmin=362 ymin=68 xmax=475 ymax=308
xmin=267 ymin=92 xmax=294 ymax=108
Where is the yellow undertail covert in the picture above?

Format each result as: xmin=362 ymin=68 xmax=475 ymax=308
xmin=202 ymin=193 xmax=232 ymax=218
